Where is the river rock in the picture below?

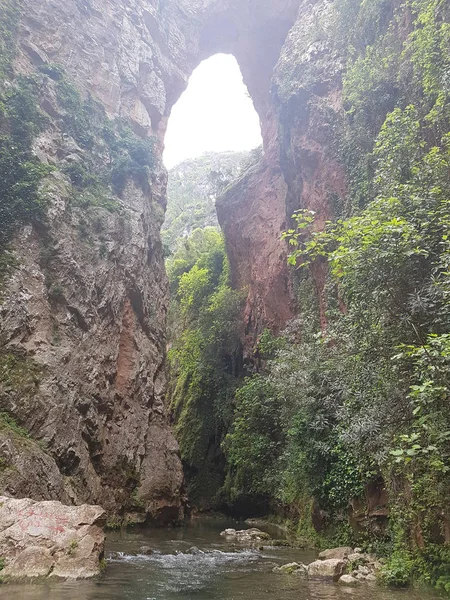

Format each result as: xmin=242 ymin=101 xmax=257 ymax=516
xmin=273 ymin=562 xmax=308 ymax=575
xmin=220 ymin=528 xmax=271 ymax=541
xmin=339 ymin=574 xmax=360 ymax=586
xmin=348 ymin=552 xmax=366 ymax=562
xmin=0 ymin=496 xmax=106 ymax=579
xmin=138 ymin=546 xmax=154 ymax=555
xmin=221 ymin=528 xmax=237 ymax=537
xmin=308 ymin=558 xmax=347 ymax=580
xmin=318 ymin=546 xmax=353 ymax=560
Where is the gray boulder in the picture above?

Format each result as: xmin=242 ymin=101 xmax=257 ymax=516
xmin=273 ymin=562 xmax=308 ymax=575
xmin=339 ymin=574 xmax=360 ymax=586
xmin=220 ymin=527 xmax=271 ymax=541
xmin=308 ymin=558 xmax=347 ymax=580
xmin=348 ymin=552 xmax=366 ymax=562
xmin=319 ymin=546 xmax=353 ymax=560
xmin=0 ymin=496 xmax=106 ymax=579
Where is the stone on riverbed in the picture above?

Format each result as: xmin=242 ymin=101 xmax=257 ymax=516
xmin=339 ymin=574 xmax=360 ymax=586
xmin=220 ymin=528 xmax=271 ymax=541
xmin=273 ymin=562 xmax=308 ymax=575
xmin=0 ymin=496 xmax=106 ymax=579
xmin=308 ymin=558 xmax=347 ymax=581
xmin=318 ymin=546 xmax=353 ymax=560
xmin=347 ymin=552 xmax=366 ymax=563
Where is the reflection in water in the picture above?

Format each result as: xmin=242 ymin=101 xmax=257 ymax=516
xmin=0 ymin=519 xmax=440 ymax=600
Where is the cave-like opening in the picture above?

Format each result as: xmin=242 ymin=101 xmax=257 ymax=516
xmin=162 ymin=53 xmax=262 ymax=251
xmin=163 ymin=53 xmax=262 ymax=170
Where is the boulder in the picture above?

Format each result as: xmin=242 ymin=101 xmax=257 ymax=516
xmin=220 ymin=527 xmax=271 ymax=541
xmin=0 ymin=496 xmax=106 ymax=579
xmin=318 ymin=546 xmax=353 ymax=560
xmin=273 ymin=562 xmax=307 ymax=575
xmin=138 ymin=546 xmax=154 ymax=555
xmin=220 ymin=528 xmax=237 ymax=537
xmin=348 ymin=552 xmax=366 ymax=563
xmin=308 ymin=558 xmax=347 ymax=581
xmin=339 ymin=574 xmax=360 ymax=586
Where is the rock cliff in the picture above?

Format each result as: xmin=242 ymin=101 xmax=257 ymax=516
xmin=1 ymin=0 xmax=347 ymax=515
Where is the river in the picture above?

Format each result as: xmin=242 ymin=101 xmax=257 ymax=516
xmin=0 ymin=518 xmax=442 ymax=599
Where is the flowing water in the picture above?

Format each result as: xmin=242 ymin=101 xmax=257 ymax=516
xmin=0 ymin=518 xmax=442 ymax=600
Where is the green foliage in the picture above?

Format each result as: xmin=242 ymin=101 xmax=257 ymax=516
xmin=380 ymin=549 xmax=414 ymax=587
xmin=50 ymin=67 xmax=156 ymax=199
xmin=0 ymin=139 xmax=52 ymax=248
xmin=0 ymin=0 xmax=19 ymax=79
xmin=109 ymin=127 xmax=155 ymax=195
xmin=224 ymin=375 xmax=283 ymax=502
xmin=256 ymin=329 xmax=285 ymax=359
xmin=63 ymin=162 xmax=120 ymax=213
xmin=167 ymin=228 xmax=244 ymax=507
xmin=0 ymin=412 xmax=30 ymax=439
xmin=55 ymin=77 xmax=98 ymax=150
xmin=0 ymin=353 xmax=43 ymax=404
xmin=277 ymin=2 xmax=450 ymax=591
xmin=163 ymin=151 xmax=248 ymax=253
xmin=68 ymin=540 xmax=79 ymax=556
xmin=0 ymin=76 xmax=53 ymax=284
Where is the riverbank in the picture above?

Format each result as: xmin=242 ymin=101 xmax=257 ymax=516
xmin=0 ymin=518 xmax=443 ymax=600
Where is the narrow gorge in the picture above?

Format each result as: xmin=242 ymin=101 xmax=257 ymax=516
xmin=0 ymin=0 xmax=449 ymax=595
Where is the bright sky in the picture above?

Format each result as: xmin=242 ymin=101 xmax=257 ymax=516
xmin=163 ymin=54 xmax=262 ymax=169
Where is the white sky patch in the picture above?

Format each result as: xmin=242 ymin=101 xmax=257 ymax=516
xmin=163 ymin=54 xmax=262 ymax=169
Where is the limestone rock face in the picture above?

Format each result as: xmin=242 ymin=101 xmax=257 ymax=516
xmin=0 ymin=496 xmax=105 ymax=579
xmin=0 ymin=429 xmax=69 ymax=504
xmin=218 ymin=0 xmax=346 ymax=345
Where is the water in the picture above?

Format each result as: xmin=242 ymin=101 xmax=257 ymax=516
xmin=0 ymin=518 xmax=441 ymax=600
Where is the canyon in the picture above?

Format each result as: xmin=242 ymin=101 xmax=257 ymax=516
xmin=0 ymin=0 xmax=338 ymax=519
xmin=1 ymin=0 xmax=450 ymax=592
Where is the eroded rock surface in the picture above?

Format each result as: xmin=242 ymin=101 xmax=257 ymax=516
xmin=0 ymin=496 xmax=105 ymax=579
